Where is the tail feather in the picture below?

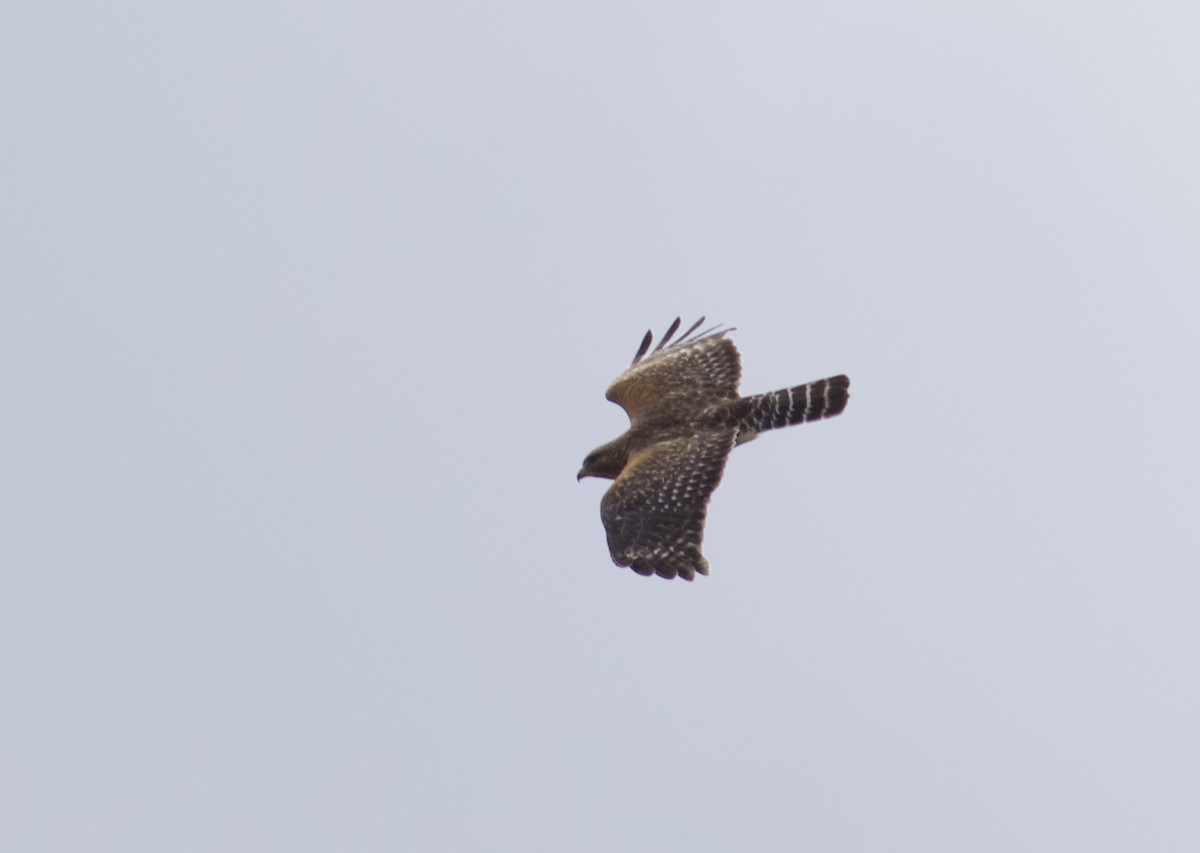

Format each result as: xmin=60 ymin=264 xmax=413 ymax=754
xmin=733 ymin=375 xmax=849 ymax=443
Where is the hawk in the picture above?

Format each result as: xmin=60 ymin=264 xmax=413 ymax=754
xmin=578 ymin=317 xmax=850 ymax=581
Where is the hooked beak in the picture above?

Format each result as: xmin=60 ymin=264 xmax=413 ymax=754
xmin=577 ymin=469 xmax=586 ymax=481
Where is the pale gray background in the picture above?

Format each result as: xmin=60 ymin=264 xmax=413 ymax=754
xmin=3 ymin=2 xmax=1198 ymax=851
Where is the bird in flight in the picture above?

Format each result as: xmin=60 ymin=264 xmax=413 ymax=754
xmin=578 ymin=317 xmax=849 ymax=581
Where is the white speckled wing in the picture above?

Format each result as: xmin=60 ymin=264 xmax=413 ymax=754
xmin=605 ymin=324 xmax=742 ymax=427
xmin=599 ymin=430 xmax=736 ymax=580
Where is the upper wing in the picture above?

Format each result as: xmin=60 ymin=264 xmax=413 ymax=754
xmin=600 ymin=430 xmax=735 ymax=580
xmin=605 ymin=317 xmax=741 ymax=426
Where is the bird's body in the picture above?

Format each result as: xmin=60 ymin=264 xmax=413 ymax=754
xmin=578 ymin=317 xmax=849 ymax=581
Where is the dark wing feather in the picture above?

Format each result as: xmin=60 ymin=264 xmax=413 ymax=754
xmin=600 ymin=430 xmax=735 ymax=580
xmin=652 ymin=316 xmax=682 ymax=354
xmin=632 ymin=329 xmax=653 ymax=364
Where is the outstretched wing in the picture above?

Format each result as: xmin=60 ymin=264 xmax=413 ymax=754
xmin=605 ymin=317 xmax=741 ymax=426
xmin=600 ymin=430 xmax=736 ymax=580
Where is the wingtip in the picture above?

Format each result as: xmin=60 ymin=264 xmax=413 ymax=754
xmin=652 ymin=317 xmax=684 ymax=354
xmin=632 ymin=329 xmax=653 ymax=364
xmin=627 ymin=315 xmax=734 ymax=367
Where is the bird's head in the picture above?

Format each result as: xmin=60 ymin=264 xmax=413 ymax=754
xmin=577 ymin=438 xmax=629 ymax=481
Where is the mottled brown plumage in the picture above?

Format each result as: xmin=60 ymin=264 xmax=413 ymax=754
xmin=578 ymin=317 xmax=850 ymax=581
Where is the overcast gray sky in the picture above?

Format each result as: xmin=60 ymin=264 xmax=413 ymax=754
xmin=4 ymin=1 xmax=1199 ymax=850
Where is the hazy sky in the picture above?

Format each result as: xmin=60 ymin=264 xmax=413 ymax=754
xmin=4 ymin=2 xmax=1199 ymax=850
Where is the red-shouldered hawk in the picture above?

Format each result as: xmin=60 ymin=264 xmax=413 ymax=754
xmin=578 ymin=317 xmax=850 ymax=581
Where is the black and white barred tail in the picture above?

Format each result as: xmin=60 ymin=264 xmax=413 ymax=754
xmin=732 ymin=375 xmax=850 ymax=445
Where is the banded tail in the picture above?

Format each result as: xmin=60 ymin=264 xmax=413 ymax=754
xmin=733 ymin=375 xmax=850 ymax=444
